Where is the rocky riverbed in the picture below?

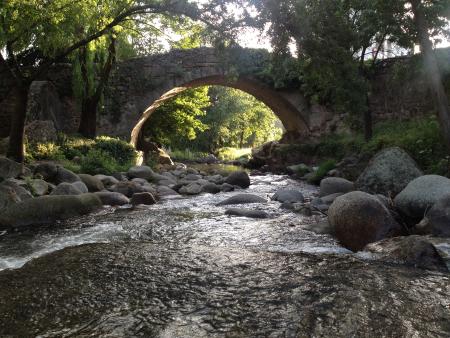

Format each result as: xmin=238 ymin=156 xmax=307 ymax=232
xmin=0 ymin=171 xmax=449 ymax=337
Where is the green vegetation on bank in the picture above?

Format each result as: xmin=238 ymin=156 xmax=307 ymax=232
xmin=25 ymin=135 xmax=138 ymax=175
xmin=281 ymin=116 xmax=449 ymax=176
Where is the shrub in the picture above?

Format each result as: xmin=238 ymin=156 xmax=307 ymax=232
xmin=26 ymin=142 xmax=66 ymax=161
xmin=92 ymin=136 xmax=137 ymax=167
xmin=80 ymin=149 xmax=118 ymax=175
xmin=308 ymin=160 xmax=337 ymax=185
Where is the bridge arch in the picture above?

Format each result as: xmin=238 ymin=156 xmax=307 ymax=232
xmin=99 ymin=48 xmax=312 ymax=143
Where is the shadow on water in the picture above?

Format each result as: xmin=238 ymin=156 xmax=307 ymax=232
xmin=0 ymin=174 xmax=449 ymax=337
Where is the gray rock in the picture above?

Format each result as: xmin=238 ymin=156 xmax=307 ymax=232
xmin=394 ymin=175 xmax=450 ymax=222
xmin=131 ymin=178 xmax=150 ymax=186
xmin=2 ymin=181 xmax=33 ymax=201
xmin=112 ymin=172 xmax=127 ymax=182
xmin=156 ymin=186 xmax=180 ymax=197
xmin=0 ymin=157 xmax=25 ymax=180
xmin=272 ymin=189 xmax=304 ymax=203
xmin=79 ymin=174 xmax=105 ymax=192
xmin=0 ymin=194 xmax=102 ymax=230
xmin=109 ymin=181 xmax=146 ymax=198
xmin=221 ymin=183 xmax=235 ymax=192
xmin=415 ymin=194 xmax=450 ymax=237
xmin=319 ymin=177 xmax=354 ymax=197
xmin=184 ymin=174 xmax=202 ymax=181
xmin=28 ymin=179 xmax=49 ymax=196
xmin=225 ymin=208 xmax=269 ymax=219
xmin=303 ymin=220 xmax=335 ymax=235
xmin=179 ymin=183 xmax=203 ymax=195
xmin=94 ymin=175 xmax=119 ymax=188
xmin=217 ymin=194 xmax=267 ymax=206
xmin=356 ymin=147 xmax=422 ymax=197
xmin=311 ymin=193 xmax=344 ymax=212
xmin=54 ymin=166 xmax=81 ymax=185
xmin=131 ymin=192 xmax=157 ymax=206
xmin=329 ymin=191 xmax=402 ymax=251
xmin=207 ymin=175 xmax=224 ymax=184
xmin=364 ymin=236 xmax=448 ymax=272
xmin=51 ymin=182 xmax=85 ymax=196
xmin=94 ymin=192 xmax=130 ymax=206
xmin=287 ymin=164 xmax=311 ymax=175
xmin=72 ymin=181 xmax=89 ymax=194
xmin=225 ymin=171 xmax=250 ymax=189
xmin=0 ymin=185 xmax=21 ymax=211
xmin=202 ymin=183 xmax=221 ymax=194
xmin=34 ymin=162 xmax=58 ymax=181
xmin=186 ymin=168 xmax=199 ymax=175
xmin=127 ymin=166 xmax=154 ymax=180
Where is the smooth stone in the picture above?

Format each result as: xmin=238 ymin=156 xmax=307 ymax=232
xmin=217 ymin=194 xmax=267 ymax=206
xmin=127 ymin=166 xmax=154 ymax=180
xmin=225 ymin=208 xmax=269 ymax=219
xmin=225 ymin=171 xmax=250 ymax=189
xmin=272 ymin=189 xmax=304 ymax=203
xmin=319 ymin=177 xmax=354 ymax=197
xmin=94 ymin=192 xmax=130 ymax=206
xmin=79 ymin=174 xmax=105 ymax=192
xmin=131 ymin=192 xmax=157 ymax=206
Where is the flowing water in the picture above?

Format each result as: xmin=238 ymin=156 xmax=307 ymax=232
xmin=0 ymin=174 xmax=449 ymax=337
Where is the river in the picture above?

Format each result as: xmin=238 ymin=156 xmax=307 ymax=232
xmin=0 ymin=173 xmax=449 ymax=337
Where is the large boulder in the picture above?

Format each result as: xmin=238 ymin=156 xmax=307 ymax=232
xmin=53 ymin=166 xmax=81 ymax=185
xmin=319 ymin=177 xmax=354 ymax=197
xmin=1 ymin=180 xmax=33 ymax=201
xmin=364 ymin=236 xmax=448 ymax=272
xmin=78 ymin=174 xmax=105 ymax=192
xmin=33 ymin=162 xmax=58 ymax=181
xmin=109 ymin=181 xmax=147 ymax=198
xmin=94 ymin=175 xmax=119 ymax=188
xmin=28 ymin=179 xmax=49 ymax=196
xmin=202 ymin=183 xmax=221 ymax=194
xmin=131 ymin=192 xmax=157 ymax=206
xmin=179 ymin=182 xmax=203 ymax=195
xmin=217 ymin=194 xmax=267 ymax=206
xmin=0 ymin=194 xmax=102 ymax=230
xmin=225 ymin=208 xmax=269 ymax=219
xmin=225 ymin=171 xmax=250 ymax=189
xmin=328 ymin=191 xmax=402 ymax=251
xmin=415 ymin=194 xmax=450 ymax=237
xmin=0 ymin=157 xmax=25 ymax=180
xmin=156 ymin=186 xmax=180 ymax=198
xmin=94 ymin=192 xmax=130 ymax=206
xmin=272 ymin=189 xmax=305 ymax=203
xmin=50 ymin=182 xmax=85 ymax=196
xmin=394 ymin=175 xmax=450 ymax=222
xmin=127 ymin=166 xmax=153 ymax=180
xmin=0 ymin=185 xmax=21 ymax=211
xmin=356 ymin=147 xmax=422 ymax=197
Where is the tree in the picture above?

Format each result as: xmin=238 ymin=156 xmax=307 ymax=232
xmin=0 ymin=0 xmax=241 ymax=162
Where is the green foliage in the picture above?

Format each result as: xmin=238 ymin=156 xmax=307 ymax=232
xmin=26 ymin=135 xmax=137 ymax=174
xmin=169 ymin=149 xmax=209 ymax=162
xmin=308 ymin=160 xmax=337 ymax=185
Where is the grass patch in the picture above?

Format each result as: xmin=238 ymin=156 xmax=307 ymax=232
xmin=217 ymin=147 xmax=252 ymax=161
xmin=308 ymin=160 xmax=337 ymax=184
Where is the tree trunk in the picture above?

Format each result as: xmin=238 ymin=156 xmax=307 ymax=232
xmin=7 ymin=85 xmax=29 ymax=163
xmin=78 ymin=37 xmax=116 ymax=138
xmin=364 ymin=93 xmax=373 ymax=141
xmin=411 ymin=0 xmax=450 ymax=148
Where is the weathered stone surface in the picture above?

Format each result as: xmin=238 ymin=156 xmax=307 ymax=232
xmin=311 ymin=193 xmax=344 ymax=212
xmin=225 ymin=208 xmax=269 ymax=219
xmin=25 ymin=120 xmax=57 ymax=143
xmin=156 ymin=186 xmax=180 ymax=197
xmin=131 ymin=192 xmax=157 ymax=206
xmin=202 ymin=183 xmax=221 ymax=194
xmin=94 ymin=175 xmax=119 ymax=188
xmin=415 ymin=194 xmax=450 ymax=237
xmin=217 ymin=194 xmax=267 ymax=206
xmin=179 ymin=183 xmax=203 ymax=195
xmin=0 ymin=194 xmax=102 ymax=229
xmin=394 ymin=175 xmax=450 ymax=222
xmin=94 ymin=192 xmax=130 ymax=206
xmin=364 ymin=236 xmax=448 ymax=272
xmin=272 ymin=189 xmax=304 ymax=203
xmin=128 ymin=166 xmax=154 ymax=180
xmin=356 ymin=147 xmax=422 ymax=197
xmin=328 ymin=191 xmax=402 ymax=252
xmin=109 ymin=181 xmax=146 ymax=198
xmin=50 ymin=182 xmax=85 ymax=196
xmin=319 ymin=178 xmax=354 ymax=197
xmin=29 ymin=179 xmax=49 ymax=196
xmin=225 ymin=171 xmax=250 ymax=189
xmin=220 ymin=183 xmax=235 ymax=192
xmin=53 ymin=166 xmax=81 ymax=185
xmin=0 ymin=185 xmax=21 ymax=211
xmin=207 ymin=175 xmax=224 ymax=185
xmin=0 ymin=157 xmax=24 ymax=180
xmin=72 ymin=181 xmax=89 ymax=194
xmin=79 ymin=174 xmax=105 ymax=192
xmin=1 ymin=181 xmax=33 ymax=201
xmin=34 ymin=162 xmax=58 ymax=181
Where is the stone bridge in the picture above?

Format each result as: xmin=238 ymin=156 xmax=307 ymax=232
xmin=100 ymin=47 xmax=316 ymax=145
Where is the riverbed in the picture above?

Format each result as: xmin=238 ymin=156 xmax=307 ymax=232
xmin=0 ymin=174 xmax=449 ymax=337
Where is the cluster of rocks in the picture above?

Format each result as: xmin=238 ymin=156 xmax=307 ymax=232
xmin=308 ymin=147 xmax=449 ymax=271
xmin=0 ymin=156 xmax=253 ymax=230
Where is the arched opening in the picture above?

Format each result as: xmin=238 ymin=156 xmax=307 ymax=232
xmin=130 ymin=76 xmax=310 ymax=146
